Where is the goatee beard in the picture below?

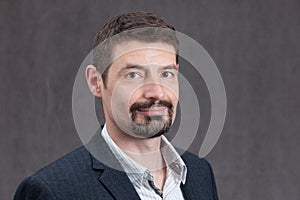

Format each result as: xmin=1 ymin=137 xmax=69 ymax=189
xmin=129 ymin=99 xmax=173 ymax=138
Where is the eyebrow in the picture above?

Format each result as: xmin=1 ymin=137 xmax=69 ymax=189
xmin=160 ymin=64 xmax=178 ymax=70
xmin=117 ymin=64 xmax=178 ymax=76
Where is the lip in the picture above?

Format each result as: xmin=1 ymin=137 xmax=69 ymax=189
xmin=138 ymin=107 xmax=168 ymax=116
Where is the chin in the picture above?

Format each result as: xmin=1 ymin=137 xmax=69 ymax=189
xmin=130 ymin=119 xmax=172 ymax=138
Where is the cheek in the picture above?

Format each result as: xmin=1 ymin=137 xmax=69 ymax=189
xmin=117 ymin=82 xmax=146 ymax=107
xmin=127 ymin=90 xmax=144 ymax=106
xmin=113 ymin=89 xmax=130 ymax=108
xmin=110 ymin=83 xmax=139 ymax=112
xmin=165 ymin=83 xmax=179 ymax=103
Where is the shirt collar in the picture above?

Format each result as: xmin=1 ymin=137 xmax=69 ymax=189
xmin=161 ymin=136 xmax=187 ymax=184
xmin=101 ymin=124 xmax=187 ymax=188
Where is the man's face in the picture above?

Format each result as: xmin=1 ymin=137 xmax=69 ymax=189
xmin=101 ymin=40 xmax=179 ymax=138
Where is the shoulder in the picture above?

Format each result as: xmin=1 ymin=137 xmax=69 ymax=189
xmin=181 ymin=150 xmax=213 ymax=171
xmin=14 ymin=175 xmax=57 ymax=200
xmin=181 ymin=150 xmax=215 ymax=176
xmin=14 ymin=146 xmax=97 ymax=199
xmin=181 ymin=151 xmax=218 ymax=198
xmin=181 ymin=150 xmax=216 ymax=184
xmin=34 ymin=146 xmax=91 ymax=179
xmin=180 ymin=151 xmax=219 ymax=199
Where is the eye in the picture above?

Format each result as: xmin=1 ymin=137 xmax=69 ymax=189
xmin=124 ymin=72 xmax=142 ymax=79
xmin=161 ymin=71 xmax=175 ymax=78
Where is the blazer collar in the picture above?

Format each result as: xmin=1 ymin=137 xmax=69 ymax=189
xmin=85 ymin=128 xmax=140 ymax=200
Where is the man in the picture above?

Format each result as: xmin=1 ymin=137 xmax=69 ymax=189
xmin=15 ymin=11 xmax=218 ymax=199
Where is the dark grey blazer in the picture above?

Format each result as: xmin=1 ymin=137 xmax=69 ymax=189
xmin=14 ymin=130 xmax=218 ymax=200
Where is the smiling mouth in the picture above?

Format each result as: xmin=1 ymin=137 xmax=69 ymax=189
xmin=137 ymin=107 xmax=168 ymax=116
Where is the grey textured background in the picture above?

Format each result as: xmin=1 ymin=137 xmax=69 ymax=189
xmin=1 ymin=0 xmax=300 ymax=199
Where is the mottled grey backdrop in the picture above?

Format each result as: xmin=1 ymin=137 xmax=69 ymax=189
xmin=1 ymin=0 xmax=299 ymax=199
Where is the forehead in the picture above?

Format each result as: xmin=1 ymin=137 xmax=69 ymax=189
xmin=111 ymin=40 xmax=176 ymax=66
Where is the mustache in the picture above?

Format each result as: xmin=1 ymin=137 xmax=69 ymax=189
xmin=130 ymin=99 xmax=173 ymax=113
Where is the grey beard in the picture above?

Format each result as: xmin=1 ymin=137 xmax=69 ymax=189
xmin=131 ymin=116 xmax=172 ymax=138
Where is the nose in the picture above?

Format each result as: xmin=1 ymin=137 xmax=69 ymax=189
xmin=143 ymin=83 xmax=165 ymax=100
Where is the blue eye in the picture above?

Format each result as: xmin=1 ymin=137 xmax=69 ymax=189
xmin=125 ymin=72 xmax=142 ymax=79
xmin=162 ymin=71 xmax=174 ymax=78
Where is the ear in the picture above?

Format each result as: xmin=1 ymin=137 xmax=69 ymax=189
xmin=85 ymin=65 xmax=103 ymax=98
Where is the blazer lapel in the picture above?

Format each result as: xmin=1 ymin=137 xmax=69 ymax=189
xmin=180 ymin=182 xmax=198 ymax=200
xmin=98 ymin=166 xmax=141 ymax=200
xmin=86 ymin=128 xmax=140 ymax=200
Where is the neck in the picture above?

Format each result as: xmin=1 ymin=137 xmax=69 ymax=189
xmin=106 ymin=121 xmax=162 ymax=153
xmin=106 ymin=121 xmax=166 ymax=171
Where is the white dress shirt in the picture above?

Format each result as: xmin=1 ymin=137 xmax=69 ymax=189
xmin=101 ymin=124 xmax=187 ymax=200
